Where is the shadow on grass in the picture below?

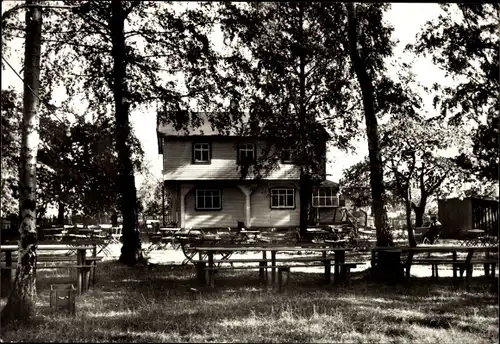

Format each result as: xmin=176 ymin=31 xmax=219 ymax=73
xmin=0 ymin=260 xmax=498 ymax=343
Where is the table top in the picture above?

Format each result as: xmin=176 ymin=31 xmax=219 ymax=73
xmin=160 ymin=227 xmax=181 ymax=232
xmin=192 ymin=246 xmax=350 ymax=252
xmin=373 ymin=245 xmax=498 ymax=253
xmin=306 ymin=228 xmax=329 ymax=233
xmin=467 ymin=229 xmax=486 ymax=234
xmin=1 ymin=241 xmax=103 ymax=251
xmin=1 ymin=245 xmax=96 ymax=251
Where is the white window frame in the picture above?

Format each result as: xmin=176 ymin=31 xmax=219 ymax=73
xmin=195 ymin=189 xmax=222 ymax=211
xmin=193 ymin=143 xmax=210 ymax=163
xmin=238 ymin=143 xmax=255 ymax=163
xmin=281 ymin=146 xmax=295 ymax=164
xmin=312 ymin=187 xmax=337 ymax=208
xmin=270 ymin=188 xmax=295 ymax=209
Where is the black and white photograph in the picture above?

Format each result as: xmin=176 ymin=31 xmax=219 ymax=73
xmin=0 ymin=1 xmax=498 ymax=342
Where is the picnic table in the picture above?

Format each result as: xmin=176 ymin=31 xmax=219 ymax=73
xmin=372 ymin=245 xmax=498 ymax=289
xmin=173 ymin=229 xmax=263 ymax=264
xmin=0 ymin=241 xmax=103 ymax=295
xmin=457 ymin=229 xmax=498 ymax=247
xmin=192 ymin=245 xmax=355 ymax=290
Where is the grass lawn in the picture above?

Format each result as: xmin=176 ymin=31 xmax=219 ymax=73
xmin=0 ymin=258 xmax=498 ymax=343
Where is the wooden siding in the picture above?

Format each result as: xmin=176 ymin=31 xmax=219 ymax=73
xmin=438 ymin=198 xmax=472 ymax=237
xmin=249 ymin=182 xmax=300 ymax=228
xmin=184 ymin=186 xmax=245 ymax=229
xmin=162 ymin=139 xmax=301 ymax=180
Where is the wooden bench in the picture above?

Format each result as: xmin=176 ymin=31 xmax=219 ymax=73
xmin=193 ymin=256 xmax=357 ymax=290
xmin=372 ymin=248 xmax=498 ymax=290
xmin=1 ymin=254 xmax=103 ymax=294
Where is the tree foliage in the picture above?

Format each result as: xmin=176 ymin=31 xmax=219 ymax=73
xmin=0 ymin=89 xmax=22 ymax=218
xmin=216 ymin=2 xmax=401 ymax=236
xmin=37 ymin=113 xmax=144 ymax=220
xmin=137 ymin=177 xmax=167 ymax=219
xmin=0 ymin=0 xmax=220 ymax=264
xmin=217 ymin=2 xmax=368 ymax=233
xmin=409 ymin=3 xmax=499 ymax=181
xmin=381 ymin=115 xmax=465 ymax=228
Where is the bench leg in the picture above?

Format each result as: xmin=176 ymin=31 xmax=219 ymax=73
xmin=404 ymin=265 xmax=411 ymax=285
xmin=259 ymin=262 xmax=267 ymax=284
xmin=91 ymin=263 xmax=96 ymax=286
xmin=344 ymin=267 xmax=352 ymax=287
xmin=324 ymin=261 xmax=331 ymax=284
xmin=484 ymin=263 xmax=490 ymax=277
xmin=277 ymin=267 xmax=289 ymax=293
xmin=196 ymin=262 xmax=206 ymax=285
xmin=78 ymin=267 xmax=91 ymax=293
xmin=210 ymin=271 xmax=215 ymax=288
xmin=1 ymin=268 xmax=13 ymax=298
xmin=271 ymin=252 xmax=276 ymax=285
xmin=77 ymin=271 xmax=83 ymax=295
xmin=466 ymin=266 xmax=473 ymax=291
xmin=334 ymin=264 xmax=340 ymax=285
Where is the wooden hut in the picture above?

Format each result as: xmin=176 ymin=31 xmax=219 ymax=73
xmin=438 ymin=197 xmax=498 ymax=238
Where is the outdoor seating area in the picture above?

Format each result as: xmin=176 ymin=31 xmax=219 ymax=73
xmin=33 ymin=224 xmax=123 ymax=256
xmin=139 ymin=225 xmax=499 ymax=294
xmin=372 ymin=245 xmax=499 ymax=290
xmin=192 ymin=244 xmax=357 ymax=291
xmin=0 ymin=241 xmax=104 ymax=297
xmin=456 ymin=229 xmax=499 ymax=247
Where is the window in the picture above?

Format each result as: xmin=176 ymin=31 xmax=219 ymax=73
xmin=270 ymin=188 xmax=295 ymax=209
xmin=281 ymin=146 xmax=295 ymax=164
xmin=193 ymin=143 xmax=210 ymax=163
xmin=195 ymin=189 xmax=222 ymax=210
xmin=312 ymin=187 xmax=338 ymax=207
xmin=237 ymin=143 xmax=255 ymax=163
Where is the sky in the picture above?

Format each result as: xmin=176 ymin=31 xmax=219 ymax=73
xmin=1 ymin=2 xmax=447 ymax=187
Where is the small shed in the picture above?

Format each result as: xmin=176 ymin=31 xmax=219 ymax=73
xmin=438 ymin=197 xmax=498 ymax=238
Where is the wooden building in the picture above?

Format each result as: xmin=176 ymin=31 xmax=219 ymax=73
xmin=438 ymin=197 xmax=498 ymax=238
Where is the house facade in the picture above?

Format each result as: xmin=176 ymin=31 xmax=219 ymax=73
xmin=157 ymin=114 xmax=338 ymax=229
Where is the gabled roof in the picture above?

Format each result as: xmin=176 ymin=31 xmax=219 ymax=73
xmin=156 ymin=111 xmax=331 ymax=153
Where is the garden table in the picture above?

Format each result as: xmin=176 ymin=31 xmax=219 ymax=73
xmin=192 ymin=245 xmax=352 ymax=287
xmin=0 ymin=242 xmax=101 ymax=294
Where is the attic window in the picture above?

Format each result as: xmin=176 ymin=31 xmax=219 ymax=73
xmin=193 ymin=142 xmax=211 ymax=164
xmin=281 ymin=145 xmax=296 ymax=164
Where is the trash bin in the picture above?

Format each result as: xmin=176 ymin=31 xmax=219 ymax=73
xmin=375 ymin=249 xmax=404 ymax=284
xmin=50 ymin=284 xmax=76 ymax=315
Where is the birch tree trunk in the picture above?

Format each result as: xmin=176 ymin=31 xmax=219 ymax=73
xmin=1 ymin=0 xmax=42 ymax=325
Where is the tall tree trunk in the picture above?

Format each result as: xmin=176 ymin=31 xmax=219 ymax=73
xmin=297 ymin=3 xmax=311 ymax=236
xmin=1 ymin=0 xmax=42 ymax=326
xmin=413 ymin=203 xmax=426 ymax=227
xmin=405 ymin=187 xmax=417 ymax=247
xmin=299 ymin=172 xmax=312 ymax=234
xmin=110 ymin=0 xmax=141 ymax=265
xmin=405 ymin=200 xmax=417 ymax=247
xmin=345 ymin=3 xmax=392 ymax=246
xmin=57 ymin=200 xmax=65 ymax=225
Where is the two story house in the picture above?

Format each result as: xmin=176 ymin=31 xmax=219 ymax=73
xmin=157 ymin=113 xmax=335 ymax=229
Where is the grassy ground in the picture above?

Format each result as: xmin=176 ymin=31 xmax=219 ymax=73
xmin=0 ymin=258 xmax=498 ymax=343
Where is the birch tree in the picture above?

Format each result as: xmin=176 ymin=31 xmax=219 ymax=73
xmin=1 ymin=0 xmax=42 ymax=325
